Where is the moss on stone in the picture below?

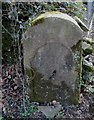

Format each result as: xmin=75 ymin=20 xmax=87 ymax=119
xmin=25 ymin=67 xmax=35 ymax=78
xmin=30 ymin=11 xmax=81 ymax=29
xmin=31 ymin=11 xmax=62 ymax=26
xmin=31 ymin=17 xmax=45 ymax=26
xmin=25 ymin=66 xmax=80 ymax=104
xmin=71 ymin=40 xmax=83 ymax=104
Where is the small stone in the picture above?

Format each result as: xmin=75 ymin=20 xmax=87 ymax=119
xmin=79 ymin=94 xmax=84 ymax=103
xmin=38 ymin=105 xmax=62 ymax=118
xmin=52 ymin=100 xmax=57 ymax=105
xmin=8 ymin=75 xmax=11 ymax=79
xmin=52 ymin=100 xmax=60 ymax=107
xmin=14 ymin=86 xmax=18 ymax=90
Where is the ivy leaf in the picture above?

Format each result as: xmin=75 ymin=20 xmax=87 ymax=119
xmin=86 ymin=85 xmax=94 ymax=93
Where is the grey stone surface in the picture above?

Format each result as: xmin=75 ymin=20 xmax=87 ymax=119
xmin=38 ymin=105 xmax=62 ymax=118
xmin=22 ymin=12 xmax=83 ymax=104
xmin=32 ymin=43 xmax=76 ymax=89
xmin=22 ymin=12 xmax=83 ymax=69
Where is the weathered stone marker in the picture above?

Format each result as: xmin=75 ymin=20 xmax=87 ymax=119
xmin=22 ymin=12 xmax=84 ymax=105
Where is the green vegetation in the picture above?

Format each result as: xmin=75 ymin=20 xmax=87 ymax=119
xmin=20 ymin=99 xmax=38 ymax=118
xmin=2 ymin=2 xmax=87 ymax=64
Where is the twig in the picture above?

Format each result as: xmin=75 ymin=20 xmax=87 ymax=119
xmin=2 ymin=25 xmax=14 ymax=39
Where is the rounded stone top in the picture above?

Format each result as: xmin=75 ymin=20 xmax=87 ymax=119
xmin=22 ymin=12 xmax=83 ymax=69
xmin=31 ymin=12 xmax=81 ymax=29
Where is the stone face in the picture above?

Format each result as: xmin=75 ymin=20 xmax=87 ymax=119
xmin=22 ymin=12 xmax=83 ymax=104
xmin=32 ymin=43 xmax=76 ymax=88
